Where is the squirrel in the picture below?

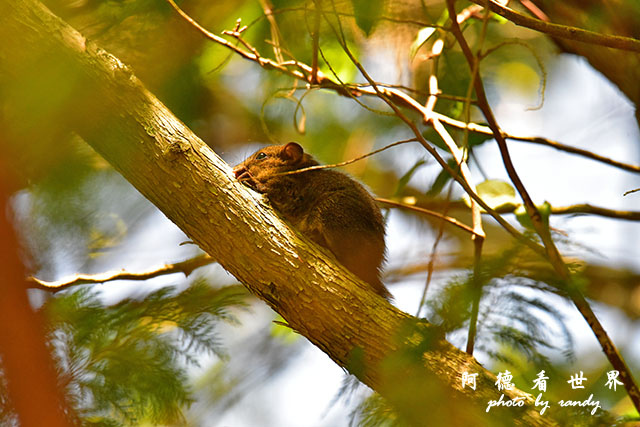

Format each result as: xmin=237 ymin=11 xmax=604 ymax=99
xmin=233 ymin=142 xmax=391 ymax=300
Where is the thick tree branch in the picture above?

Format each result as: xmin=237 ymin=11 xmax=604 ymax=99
xmin=0 ymin=0 xmax=576 ymax=424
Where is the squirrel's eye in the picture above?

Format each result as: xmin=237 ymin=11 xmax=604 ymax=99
xmin=256 ymin=152 xmax=267 ymax=160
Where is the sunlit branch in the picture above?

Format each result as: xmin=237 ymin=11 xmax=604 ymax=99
xmin=258 ymin=0 xmax=285 ymax=63
xmin=418 ymin=38 xmax=448 ymax=319
xmin=309 ymin=0 xmax=321 ymax=84
xmin=30 ymin=254 xmax=215 ymax=292
xmin=412 ymin=197 xmax=640 ymax=222
xmin=551 ymin=204 xmax=640 ymax=221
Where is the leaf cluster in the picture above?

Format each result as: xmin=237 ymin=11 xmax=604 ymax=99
xmin=426 ymin=245 xmax=575 ymax=369
xmin=42 ymin=280 xmax=248 ymax=425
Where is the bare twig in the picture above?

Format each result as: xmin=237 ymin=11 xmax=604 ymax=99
xmin=432 ymin=113 xmax=640 ymax=174
xmin=29 ymin=254 xmax=215 ymax=292
xmin=275 ymin=138 xmax=417 ymax=176
xmin=414 ymin=188 xmax=451 ymax=318
xmin=310 ymin=0 xmax=321 ymax=84
xmin=166 ymin=0 xmax=309 ymax=81
xmin=417 ymin=39 xmax=452 ymax=319
xmin=376 ymin=198 xmax=481 ymax=238
xmin=460 ymin=1 xmax=491 ymax=356
xmin=410 ymin=197 xmax=640 ymax=222
xmin=468 ymin=0 xmax=640 ymax=52
xmin=258 ymin=0 xmax=285 ymax=63
xmin=551 ymin=204 xmax=640 ymax=221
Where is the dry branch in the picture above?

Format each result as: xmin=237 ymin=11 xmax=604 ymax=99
xmin=30 ymin=254 xmax=215 ymax=292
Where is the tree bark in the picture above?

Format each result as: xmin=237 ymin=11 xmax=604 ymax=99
xmin=0 ymin=0 xmax=603 ymax=424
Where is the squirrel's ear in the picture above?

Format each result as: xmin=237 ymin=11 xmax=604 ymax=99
xmin=282 ymin=142 xmax=304 ymax=161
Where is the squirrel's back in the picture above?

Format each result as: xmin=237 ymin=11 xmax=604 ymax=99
xmin=233 ymin=142 xmax=390 ymax=299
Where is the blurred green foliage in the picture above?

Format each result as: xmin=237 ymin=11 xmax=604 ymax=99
xmin=45 ymin=280 xmax=247 ymax=425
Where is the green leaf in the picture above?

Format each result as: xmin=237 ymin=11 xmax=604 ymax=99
xmin=463 ymin=179 xmax=518 ymax=212
xmin=467 ymin=125 xmax=492 ymax=148
xmin=351 ymin=0 xmax=384 ymax=36
xmin=410 ymin=27 xmax=437 ymax=59
xmin=427 ymin=158 xmax=458 ymax=197
xmin=515 ymin=201 xmax=551 ymax=230
xmin=394 ymin=159 xmax=427 ymax=197
xmin=271 ymin=315 xmax=300 ymax=344
xmin=422 ymin=127 xmax=448 ymax=151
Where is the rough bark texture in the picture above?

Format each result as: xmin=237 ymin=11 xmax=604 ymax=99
xmin=0 ymin=0 xmax=601 ymax=424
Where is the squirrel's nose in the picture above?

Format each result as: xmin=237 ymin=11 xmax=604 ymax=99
xmin=232 ymin=165 xmax=243 ymax=179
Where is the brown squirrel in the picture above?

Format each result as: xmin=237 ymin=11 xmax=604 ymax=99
xmin=233 ymin=142 xmax=391 ymax=299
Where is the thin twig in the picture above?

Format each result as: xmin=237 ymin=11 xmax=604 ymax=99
xmin=416 ymin=198 xmax=640 ymax=222
xmin=468 ymin=0 xmax=640 ymax=52
xmin=431 ymin=119 xmax=484 ymax=240
xmin=166 ymin=0 xmax=308 ymax=82
xmin=551 ymin=204 xmax=640 ymax=221
xmin=310 ymin=0 xmax=321 ymax=84
xmin=462 ymin=0 xmax=491 ymax=356
xmin=508 ymin=135 xmax=640 ymax=174
xmin=416 ymin=186 xmax=455 ymax=318
xmin=258 ymin=0 xmax=285 ymax=63
xmin=376 ymin=198 xmax=481 ymax=238
xmin=416 ymin=38 xmax=450 ymax=319
xmin=29 ymin=254 xmax=215 ymax=292
xmin=275 ymin=138 xmax=417 ymax=176
xmin=429 ymin=113 xmax=640 ymax=174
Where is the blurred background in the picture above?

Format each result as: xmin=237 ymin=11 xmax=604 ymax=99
xmin=1 ymin=0 xmax=640 ymax=425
